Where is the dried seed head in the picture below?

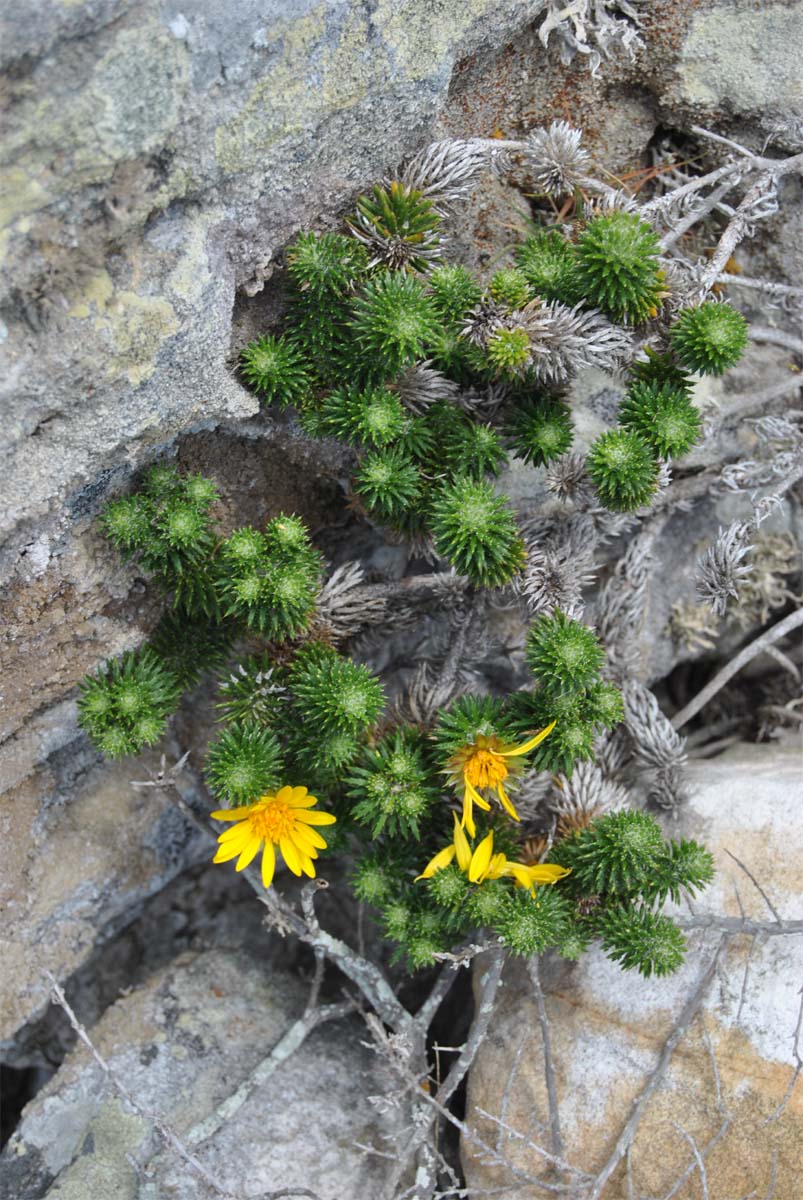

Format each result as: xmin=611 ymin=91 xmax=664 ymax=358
xmin=696 ymin=521 xmax=753 ymax=615
xmin=525 ymin=120 xmax=591 ymax=195
xmin=460 ymin=297 xmax=507 ymax=348
xmin=393 ymin=362 xmax=459 ymax=414
xmin=546 ymin=452 xmax=595 ymax=506
xmin=400 ymin=139 xmax=488 ymax=208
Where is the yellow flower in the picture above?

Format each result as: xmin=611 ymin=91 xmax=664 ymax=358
xmin=445 ymin=721 xmax=556 ymax=837
xmin=211 ymin=785 xmax=336 ymax=888
xmin=417 ymin=813 xmax=570 ymax=892
xmin=503 ymin=860 xmax=572 ymax=890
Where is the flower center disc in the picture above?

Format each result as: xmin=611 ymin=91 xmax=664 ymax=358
xmin=248 ymin=798 xmax=295 ymax=842
xmin=464 ymin=747 xmax=508 ymax=790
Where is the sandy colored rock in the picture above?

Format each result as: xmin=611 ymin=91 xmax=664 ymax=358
xmin=463 ymin=738 xmax=803 ymax=1198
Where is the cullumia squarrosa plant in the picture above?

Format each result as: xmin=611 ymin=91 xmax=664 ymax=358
xmin=80 ymin=466 xmax=712 ymax=977
xmin=76 ymin=120 xmax=767 ymax=981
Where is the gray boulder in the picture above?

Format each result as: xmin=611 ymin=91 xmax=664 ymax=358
xmin=2 ymin=946 xmax=405 ymax=1199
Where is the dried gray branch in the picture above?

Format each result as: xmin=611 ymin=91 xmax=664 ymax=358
xmin=724 ymin=848 xmax=783 ymax=924
xmin=528 ymin=957 xmax=564 ymax=1165
xmin=675 ymin=916 xmax=803 ymax=936
xmin=595 ymin=530 xmax=656 ymax=678
xmin=185 ymin=1000 xmax=354 ymax=1148
xmin=748 ymin=325 xmax=803 ymax=357
xmin=661 ymin=1019 xmax=731 ymax=1200
xmin=671 ymin=606 xmax=803 ymax=728
xmin=471 ymin=1107 xmax=593 ymax=1188
xmin=763 ymin=986 xmax=803 ymax=1124
xmin=693 ymin=152 xmax=803 ymax=298
xmin=669 ymin=1121 xmax=710 ymax=1200
xmin=380 ymin=948 xmax=506 ymax=1199
xmin=715 ymin=274 xmax=803 ymax=301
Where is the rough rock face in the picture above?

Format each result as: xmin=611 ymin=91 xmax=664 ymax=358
xmin=1 ymin=947 xmax=404 ymax=1199
xmin=1 ymin=0 xmax=550 ymax=555
xmin=462 ymin=739 xmax=803 ymax=1199
xmin=0 ymin=745 xmax=212 ymax=1052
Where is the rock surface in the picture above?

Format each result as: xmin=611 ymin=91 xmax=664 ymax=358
xmin=1 ymin=947 xmax=403 ymax=1199
xmin=462 ymin=737 xmax=803 ymax=1198
xmin=0 ymin=747 xmax=209 ymax=1050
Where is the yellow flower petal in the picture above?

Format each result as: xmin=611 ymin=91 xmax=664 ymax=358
xmin=486 ymin=851 xmax=509 ymax=881
xmin=210 ymin=806 xmax=256 ymax=822
xmin=467 ymin=779 xmax=492 ymax=812
xmin=461 ymin=779 xmax=491 ymax=839
xmin=261 ymin=840 xmax=276 ymax=888
xmin=505 ymin=861 xmax=571 ymax=889
xmin=461 ymin=786 xmax=476 ymax=839
xmin=294 ymin=810 xmax=337 ymax=826
xmin=216 ymin=823 xmax=251 ymax=846
xmin=235 ymin=838 xmax=261 ymax=872
xmin=213 ymin=840 xmax=249 ymax=864
xmin=288 ymin=787 xmax=318 ymax=808
xmin=217 ymin=824 xmax=253 ymax=849
xmin=290 ymin=837 xmax=319 ymax=862
xmin=469 ymin=831 xmax=495 ymax=883
xmin=292 ymin=827 xmax=325 ymax=854
xmin=524 ymin=862 xmax=571 ymax=884
xmin=415 ymin=844 xmax=456 ymax=881
xmin=281 ymin=836 xmax=302 ymax=876
xmin=501 ymin=720 xmax=557 ymax=758
xmin=453 ymin=812 xmax=473 ymax=872
xmin=275 ymin=785 xmax=295 ymax=805
xmin=297 ymin=851 xmax=316 ymax=878
xmin=294 ymin=825 xmax=327 ymax=851
xmin=497 ymin=782 xmax=521 ymax=822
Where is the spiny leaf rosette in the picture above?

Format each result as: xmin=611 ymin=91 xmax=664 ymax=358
xmin=489 ymin=268 xmax=532 ymax=311
xmin=515 ymin=229 xmax=580 ymax=305
xmin=348 ymin=181 xmax=442 ymax=273
xmin=670 ymin=301 xmax=748 ymax=375
xmin=619 ymin=381 xmax=702 ymax=459
xmin=429 ymin=477 xmax=526 ymax=587
xmin=241 ymin=334 xmax=310 ymax=407
xmin=509 ymin=611 xmax=621 ymax=777
xmin=348 ymin=729 xmax=437 ymax=838
xmin=218 ymin=515 xmax=322 ymax=639
xmin=78 ymin=648 xmax=180 ymax=759
xmin=587 ymin=428 xmax=660 ymax=512
xmin=350 ymin=271 xmax=441 ymax=376
xmin=506 ymin=395 xmax=574 ymax=467
xmin=575 ymin=211 xmax=664 ymax=324
xmin=80 ymin=123 xmax=728 ymax=979
xmin=102 ymin=464 xmax=219 ymax=615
